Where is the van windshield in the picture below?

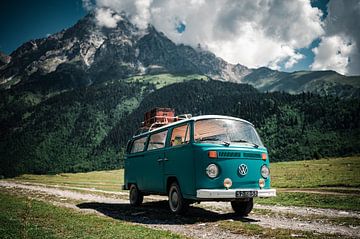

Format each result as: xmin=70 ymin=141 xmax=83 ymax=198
xmin=194 ymin=119 xmax=263 ymax=147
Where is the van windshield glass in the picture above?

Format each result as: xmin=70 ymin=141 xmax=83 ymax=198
xmin=194 ymin=119 xmax=263 ymax=147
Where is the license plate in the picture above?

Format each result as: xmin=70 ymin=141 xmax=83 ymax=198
xmin=236 ymin=190 xmax=258 ymax=198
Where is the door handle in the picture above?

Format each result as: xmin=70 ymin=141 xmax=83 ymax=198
xmin=157 ymin=158 xmax=163 ymax=162
xmin=163 ymin=158 xmax=168 ymax=161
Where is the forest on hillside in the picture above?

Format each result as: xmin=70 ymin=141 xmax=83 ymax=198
xmin=1 ymin=78 xmax=359 ymax=177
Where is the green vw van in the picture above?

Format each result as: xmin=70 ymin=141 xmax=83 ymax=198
xmin=124 ymin=115 xmax=276 ymax=215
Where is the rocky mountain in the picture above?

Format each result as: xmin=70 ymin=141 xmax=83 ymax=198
xmin=0 ymin=10 xmax=358 ymax=97
xmin=0 ymin=12 xmax=248 ymax=93
xmin=0 ymin=51 xmax=11 ymax=67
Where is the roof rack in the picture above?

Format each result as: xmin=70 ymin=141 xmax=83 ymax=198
xmin=134 ymin=108 xmax=192 ymax=135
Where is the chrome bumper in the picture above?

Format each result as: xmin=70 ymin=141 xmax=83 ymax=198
xmin=196 ymin=188 xmax=276 ymax=199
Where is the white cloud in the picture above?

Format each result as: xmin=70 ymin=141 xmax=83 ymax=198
xmin=82 ymin=0 xmax=95 ymax=11
xmin=91 ymin=0 xmax=324 ymax=70
xmin=285 ymin=51 xmax=304 ymax=69
xmin=311 ymin=35 xmax=355 ymax=75
xmin=132 ymin=0 xmax=153 ymax=29
xmin=95 ymin=8 xmax=122 ymax=28
xmin=311 ymin=0 xmax=360 ymax=75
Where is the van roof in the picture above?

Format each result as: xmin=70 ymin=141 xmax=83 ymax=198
xmin=132 ymin=115 xmax=253 ymax=139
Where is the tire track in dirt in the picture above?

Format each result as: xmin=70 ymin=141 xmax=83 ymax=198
xmin=1 ymin=181 xmax=359 ymax=238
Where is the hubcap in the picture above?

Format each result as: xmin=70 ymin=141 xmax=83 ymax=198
xmin=170 ymin=189 xmax=179 ymax=210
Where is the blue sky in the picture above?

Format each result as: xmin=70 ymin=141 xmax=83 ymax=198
xmin=0 ymin=0 xmax=350 ymax=74
xmin=0 ymin=0 xmax=86 ymax=54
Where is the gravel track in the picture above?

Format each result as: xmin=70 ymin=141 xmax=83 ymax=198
xmin=1 ymin=181 xmax=359 ymax=238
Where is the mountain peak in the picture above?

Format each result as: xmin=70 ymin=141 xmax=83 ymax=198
xmin=0 ymin=12 xmax=249 ymax=90
xmin=0 ymin=12 xmax=358 ymax=98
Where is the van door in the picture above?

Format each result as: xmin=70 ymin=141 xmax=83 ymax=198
xmin=143 ymin=130 xmax=168 ymax=193
xmin=164 ymin=123 xmax=195 ymax=197
xmin=126 ymin=136 xmax=148 ymax=190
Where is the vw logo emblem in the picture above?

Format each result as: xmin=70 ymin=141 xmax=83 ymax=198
xmin=238 ymin=164 xmax=248 ymax=176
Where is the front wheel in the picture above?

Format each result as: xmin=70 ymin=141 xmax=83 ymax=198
xmin=231 ymin=198 xmax=253 ymax=216
xmin=129 ymin=184 xmax=143 ymax=206
xmin=168 ymin=182 xmax=189 ymax=214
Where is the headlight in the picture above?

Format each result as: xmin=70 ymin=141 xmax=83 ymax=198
xmin=206 ymin=164 xmax=219 ymax=178
xmin=261 ymin=164 xmax=270 ymax=179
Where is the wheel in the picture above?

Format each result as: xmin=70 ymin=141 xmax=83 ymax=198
xmin=168 ymin=182 xmax=189 ymax=214
xmin=231 ymin=198 xmax=254 ymax=216
xmin=129 ymin=184 xmax=143 ymax=206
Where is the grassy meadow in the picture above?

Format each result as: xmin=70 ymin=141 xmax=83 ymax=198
xmin=0 ymin=192 xmax=183 ymax=239
xmin=270 ymin=156 xmax=360 ymax=188
xmin=1 ymin=156 xmax=359 ymax=239
xmin=10 ymin=170 xmax=124 ymax=192
xmin=5 ymin=156 xmax=360 ymax=210
xmin=124 ymin=73 xmax=209 ymax=90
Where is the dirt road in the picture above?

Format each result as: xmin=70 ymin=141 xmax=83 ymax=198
xmin=1 ymin=181 xmax=359 ymax=238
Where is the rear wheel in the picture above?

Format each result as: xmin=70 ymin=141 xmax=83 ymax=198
xmin=168 ymin=182 xmax=189 ymax=214
xmin=129 ymin=184 xmax=143 ymax=206
xmin=231 ymin=198 xmax=253 ymax=216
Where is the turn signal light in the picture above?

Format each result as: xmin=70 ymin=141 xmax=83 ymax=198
xmin=259 ymin=178 xmax=265 ymax=188
xmin=208 ymin=151 xmax=217 ymax=158
xmin=224 ymin=178 xmax=232 ymax=189
xmin=261 ymin=153 xmax=267 ymax=161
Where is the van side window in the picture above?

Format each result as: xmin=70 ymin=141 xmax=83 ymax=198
xmin=171 ymin=124 xmax=190 ymax=146
xmin=148 ymin=130 xmax=168 ymax=150
xmin=130 ymin=137 xmax=147 ymax=153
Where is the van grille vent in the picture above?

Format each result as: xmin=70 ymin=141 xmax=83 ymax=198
xmin=218 ymin=151 xmax=241 ymax=158
xmin=243 ymin=152 xmax=261 ymax=159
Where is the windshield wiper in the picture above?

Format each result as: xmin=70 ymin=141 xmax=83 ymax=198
xmin=199 ymin=137 xmax=230 ymax=146
xmin=231 ymin=139 xmax=259 ymax=148
xmin=199 ymin=137 xmax=221 ymax=141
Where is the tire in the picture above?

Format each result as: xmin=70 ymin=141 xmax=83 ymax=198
xmin=129 ymin=184 xmax=143 ymax=206
xmin=168 ymin=182 xmax=189 ymax=214
xmin=231 ymin=198 xmax=254 ymax=216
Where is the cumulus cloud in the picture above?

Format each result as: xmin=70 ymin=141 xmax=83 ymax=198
xmin=311 ymin=0 xmax=360 ymax=75
xmin=87 ymin=0 xmax=325 ymax=70
xmin=94 ymin=0 xmax=151 ymax=29
xmin=311 ymin=35 xmax=355 ymax=75
xmin=95 ymin=8 xmax=122 ymax=28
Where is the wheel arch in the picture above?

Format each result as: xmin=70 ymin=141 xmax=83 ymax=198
xmin=166 ymin=176 xmax=179 ymax=193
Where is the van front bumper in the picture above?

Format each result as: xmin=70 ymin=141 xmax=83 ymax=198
xmin=196 ymin=188 xmax=276 ymax=199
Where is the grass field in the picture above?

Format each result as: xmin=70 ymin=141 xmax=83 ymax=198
xmin=218 ymin=220 xmax=343 ymax=239
xmin=270 ymin=156 xmax=360 ymax=188
xmin=10 ymin=170 xmax=124 ymax=192
xmin=124 ymin=73 xmax=209 ymax=90
xmin=0 ymin=191 xmax=183 ymax=239
xmin=255 ymin=192 xmax=360 ymax=211
xmin=7 ymin=156 xmax=360 ymax=210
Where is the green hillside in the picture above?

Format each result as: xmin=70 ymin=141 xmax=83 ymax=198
xmin=1 ymin=74 xmax=359 ymax=177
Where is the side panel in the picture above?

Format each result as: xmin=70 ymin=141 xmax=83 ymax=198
xmin=164 ymin=144 xmax=195 ymax=198
xmin=125 ymin=152 xmax=146 ymax=189
xmin=142 ymin=149 xmax=165 ymax=193
xmin=164 ymin=122 xmax=196 ymax=198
